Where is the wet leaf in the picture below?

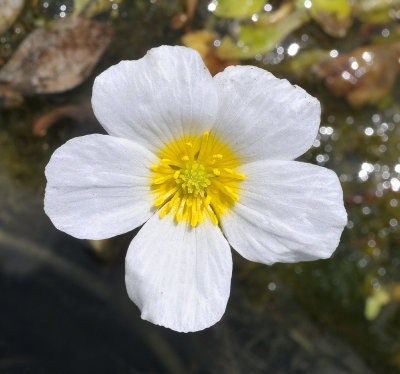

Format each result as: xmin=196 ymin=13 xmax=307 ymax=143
xmin=255 ymin=1 xmax=294 ymax=26
xmin=0 ymin=17 xmax=112 ymax=95
xmin=355 ymin=0 xmax=400 ymax=24
xmin=365 ymin=288 xmax=390 ymax=320
xmin=0 ymin=84 xmax=23 ymax=109
xmin=317 ymin=43 xmax=400 ymax=107
xmin=214 ymin=0 xmax=266 ymax=19
xmin=182 ymin=30 xmax=239 ymax=75
xmin=0 ymin=0 xmax=24 ymax=35
xmin=73 ymin=0 xmax=123 ymax=17
xmin=297 ymin=0 xmax=352 ymax=37
xmin=33 ymin=105 xmax=95 ymax=136
xmin=217 ymin=10 xmax=309 ymax=59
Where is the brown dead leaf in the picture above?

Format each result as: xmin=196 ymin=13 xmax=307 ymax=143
xmin=182 ymin=30 xmax=239 ymax=76
xmin=33 ymin=105 xmax=96 ymax=136
xmin=0 ymin=17 xmax=112 ymax=95
xmin=318 ymin=43 xmax=400 ymax=107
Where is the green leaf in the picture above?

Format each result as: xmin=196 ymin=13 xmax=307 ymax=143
xmin=296 ymin=0 xmax=352 ymax=37
xmin=217 ymin=10 xmax=309 ymax=59
xmin=214 ymin=0 xmax=266 ymax=19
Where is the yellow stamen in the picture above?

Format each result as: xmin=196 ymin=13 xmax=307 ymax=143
xmin=151 ymin=132 xmax=244 ymax=226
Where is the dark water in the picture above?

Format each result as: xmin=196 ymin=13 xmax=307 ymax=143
xmin=1 ymin=1 xmax=400 ymax=373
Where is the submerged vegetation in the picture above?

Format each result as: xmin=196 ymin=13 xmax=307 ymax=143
xmin=1 ymin=0 xmax=400 ymax=372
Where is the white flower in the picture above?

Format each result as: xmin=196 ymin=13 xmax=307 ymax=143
xmin=44 ymin=45 xmax=347 ymax=333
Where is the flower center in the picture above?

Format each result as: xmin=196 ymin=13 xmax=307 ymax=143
xmin=151 ymin=131 xmax=245 ymax=227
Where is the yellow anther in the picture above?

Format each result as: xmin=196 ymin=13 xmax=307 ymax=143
xmin=151 ymin=165 xmax=159 ymax=171
xmin=186 ymin=142 xmax=193 ymax=148
xmin=213 ymin=168 xmax=221 ymax=176
xmin=192 ymin=163 xmax=199 ymax=170
xmin=212 ymin=154 xmax=223 ymax=159
xmin=181 ymin=155 xmax=189 ymax=161
xmin=173 ymin=170 xmax=181 ymax=179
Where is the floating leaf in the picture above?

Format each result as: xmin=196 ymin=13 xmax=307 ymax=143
xmin=317 ymin=42 xmax=400 ymax=107
xmin=0 ymin=0 xmax=24 ymax=35
xmin=217 ymin=10 xmax=309 ymax=59
xmin=33 ymin=105 xmax=95 ymax=136
xmin=0 ymin=17 xmax=112 ymax=95
xmin=356 ymin=0 xmax=400 ymax=24
xmin=73 ymin=0 xmax=123 ymax=17
xmin=365 ymin=288 xmax=390 ymax=320
xmin=297 ymin=0 xmax=352 ymax=37
xmin=214 ymin=0 xmax=266 ymax=19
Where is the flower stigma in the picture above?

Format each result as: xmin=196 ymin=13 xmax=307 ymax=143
xmin=151 ymin=131 xmax=245 ymax=227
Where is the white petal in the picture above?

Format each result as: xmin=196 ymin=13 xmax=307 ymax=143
xmin=45 ymin=134 xmax=157 ymax=240
xmin=213 ymin=66 xmax=320 ymax=162
xmin=221 ymin=160 xmax=347 ymax=264
xmin=125 ymin=214 xmax=232 ymax=333
xmin=92 ymin=45 xmax=218 ymax=153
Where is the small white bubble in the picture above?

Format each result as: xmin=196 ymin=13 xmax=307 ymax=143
xmin=358 ymin=258 xmax=368 ymax=268
xmin=364 ymin=127 xmax=373 ymax=136
xmin=390 ymin=218 xmax=398 ymax=227
xmin=391 ymin=178 xmax=400 ymax=191
xmin=304 ymin=0 xmax=312 ymax=8
xmin=276 ymin=46 xmax=284 ymax=55
xmin=316 ymin=154 xmax=325 ymax=163
xmin=342 ymin=71 xmax=351 ymax=80
xmin=330 ymin=49 xmax=339 ymax=58
xmin=372 ymin=114 xmax=381 ymax=123
xmin=43 ymin=1 xmax=49 ymax=8
xmin=60 ymin=11 xmax=66 ymax=17
xmin=368 ymin=239 xmax=376 ymax=248
xmin=351 ymin=61 xmax=359 ymax=70
xmin=362 ymin=206 xmax=371 ymax=215
xmin=378 ymin=267 xmax=386 ymax=276
xmin=60 ymin=4 xmax=66 ymax=11
xmin=208 ymin=1 xmax=217 ymax=11
xmin=390 ymin=199 xmax=398 ymax=207
xmin=213 ymin=39 xmax=221 ymax=47
xmin=301 ymin=34 xmax=309 ymax=42
xmin=362 ymin=51 xmax=372 ymax=63
xmin=313 ymin=139 xmax=321 ymax=147
xmin=287 ymin=43 xmax=300 ymax=56
xmin=251 ymin=14 xmax=259 ymax=22
xmin=264 ymin=4 xmax=272 ymax=11
xmin=346 ymin=220 xmax=354 ymax=229
xmin=382 ymin=28 xmax=390 ymax=37
xmin=268 ymin=282 xmax=277 ymax=291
